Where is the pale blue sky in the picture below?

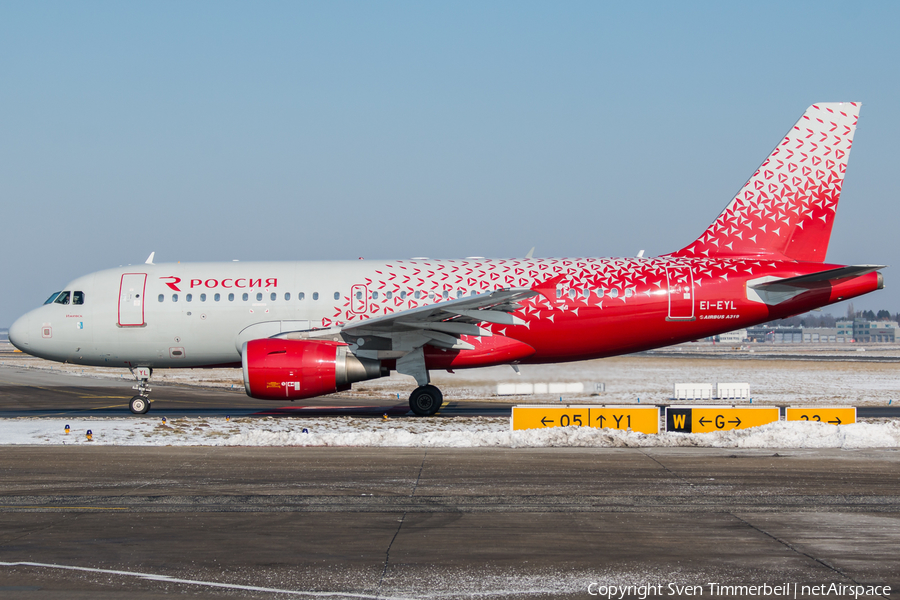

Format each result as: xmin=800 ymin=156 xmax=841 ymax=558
xmin=2 ymin=1 xmax=898 ymax=326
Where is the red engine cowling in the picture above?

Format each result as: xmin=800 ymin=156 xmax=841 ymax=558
xmin=242 ymin=338 xmax=386 ymax=400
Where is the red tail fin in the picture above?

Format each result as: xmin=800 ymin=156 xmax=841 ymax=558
xmin=671 ymin=103 xmax=860 ymax=263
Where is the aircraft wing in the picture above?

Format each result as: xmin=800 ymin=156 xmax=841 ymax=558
xmin=341 ymin=288 xmax=538 ymax=350
xmin=336 ymin=288 xmax=539 ymax=385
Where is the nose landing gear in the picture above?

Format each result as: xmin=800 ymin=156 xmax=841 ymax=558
xmin=409 ymin=385 xmax=443 ymax=417
xmin=129 ymin=367 xmax=152 ymax=414
xmin=129 ymin=395 xmax=150 ymax=414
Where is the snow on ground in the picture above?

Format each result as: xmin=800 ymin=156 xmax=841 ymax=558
xmin=3 ymin=416 xmax=899 ymax=449
xmin=2 ymin=346 xmax=898 ymax=448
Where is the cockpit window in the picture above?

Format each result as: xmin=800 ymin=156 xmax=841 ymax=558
xmin=44 ymin=292 xmax=61 ymax=305
xmin=73 ymin=291 xmax=85 ymax=305
xmin=54 ymin=291 xmax=71 ymax=305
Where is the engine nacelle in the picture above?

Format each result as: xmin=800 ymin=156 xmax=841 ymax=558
xmin=242 ymin=338 xmax=387 ymax=400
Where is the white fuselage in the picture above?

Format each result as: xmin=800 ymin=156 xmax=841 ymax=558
xmin=11 ymin=260 xmax=405 ymax=368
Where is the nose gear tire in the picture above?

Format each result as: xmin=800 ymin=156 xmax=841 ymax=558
xmin=129 ymin=395 xmax=150 ymax=414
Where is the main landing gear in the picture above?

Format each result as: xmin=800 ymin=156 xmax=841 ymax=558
xmin=129 ymin=367 xmax=152 ymax=415
xmin=409 ymin=385 xmax=443 ymax=417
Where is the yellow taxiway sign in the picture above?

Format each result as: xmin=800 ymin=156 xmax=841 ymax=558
xmin=785 ymin=407 xmax=856 ymax=425
xmin=511 ymin=406 xmax=659 ymax=434
xmin=666 ymin=406 xmax=779 ymax=433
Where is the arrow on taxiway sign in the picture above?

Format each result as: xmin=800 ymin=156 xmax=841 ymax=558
xmin=729 ymin=417 xmax=742 ymax=426
xmin=541 ymin=416 xmax=554 ymax=426
xmin=698 ymin=417 xmax=711 ymax=426
xmin=828 ymin=417 xmax=842 ymax=425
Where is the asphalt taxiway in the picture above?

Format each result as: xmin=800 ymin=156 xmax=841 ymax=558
xmin=0 ymin=364 xmax=515 ymax=418
xmin=2 ymin=364 xmax=899 ymax=420
xmin=0 ymin=447 xmax=898 ymax=598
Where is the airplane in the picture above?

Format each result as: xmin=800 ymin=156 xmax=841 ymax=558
xmin=9 ymin=102 xmax=884 ymax=416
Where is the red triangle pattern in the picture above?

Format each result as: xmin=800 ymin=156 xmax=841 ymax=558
xmin=672 ymin=103 xmax=859 ymax=262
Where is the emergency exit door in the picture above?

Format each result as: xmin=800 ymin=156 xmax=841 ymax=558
xmin=118 ymin=273 xmax=147 ymax=326
xmin=665 ymin=265 xmax=694 ymax=321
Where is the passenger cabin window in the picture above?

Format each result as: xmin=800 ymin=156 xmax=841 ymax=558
xmin=284 ymin=293 xmax=291 ymax=301
xmin=54 ymin=291 xmax=70 ymax=305
xmin=334 ymin=292 xmax=340 ymax=300
xmin=242 ymin=293 xmax=249 ymax=301
xmin=414 ymin=291 xmax=421 ymax=299
xmin=299 ymin=292 xmax=305 ymax=300
xmin=356 ymin=291 xmax=362 ymax=300
xmin=73 ymin=291 xmax=85 ymax=305
xmin=457 ymin=290 xmax=464 ymax=299
xmin=214 ymin=293 xmax=220 ymax=302
xmin=385 ymin=291 xmax=392 ymax=300
xmin=313 ymin=292 xmax=319 ymax=300
xmin=158 ymin=294 xmax=164 ymax=302
xmin=186 ymin=294 xmax=192 ymax=302
xmin=400 ymin=291 xmax=407 ymax=299
xmin=372 ymin=291 xmax=379 ymax=300
xmin=44 ymin=292 xmax=62 ymax=305
xmin=172 ymin=294 xmax=179 ymax=302
xmin=200 ymin=293 xmax=207 ymax=302
xmin=256 ymin=293 xmax=263 ymax=301
xmin=228 ymin=293 xmax=234 ymax=302
xmin=270 ymin=293 xmax=277 ymax=301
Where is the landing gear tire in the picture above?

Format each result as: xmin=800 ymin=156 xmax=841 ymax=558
xmin=130 ymin=395 xmax=150 ymax=415
xmin=409 ymin=385 xmax=443 ymax=417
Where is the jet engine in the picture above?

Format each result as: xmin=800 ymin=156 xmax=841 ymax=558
xmin=242 ymin=338 xmax=387 ymax=400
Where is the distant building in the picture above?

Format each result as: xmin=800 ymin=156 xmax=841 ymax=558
xmin=853 ymin=319 xmax=899 ymax=343
xmin=745 ymin=320 xmax=900 ymax=343
xmin=746 ymin=326 xmax=803 ymax=343
xmin=802 ymin=327 xmax=837 ymax=343
xmin=715 ymin=329 xmax=748 ymax=343
xmin=836 ymin=320 xmax=854 ymax=342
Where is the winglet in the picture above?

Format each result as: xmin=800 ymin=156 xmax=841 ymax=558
xmin=525 ymin=247 xmax=535 ymax=259
xmin=145 ymin=252 xmax=155 ymax=265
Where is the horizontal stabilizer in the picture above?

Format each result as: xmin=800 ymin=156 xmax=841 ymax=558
xmin=746 ymin=265 xmax=884 ymax=306
xmin=750 ymin=265 xmax=885 ymax=290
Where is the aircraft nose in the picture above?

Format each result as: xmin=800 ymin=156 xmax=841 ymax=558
xmin=8 ymin=314 xmax=31 ymax=350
